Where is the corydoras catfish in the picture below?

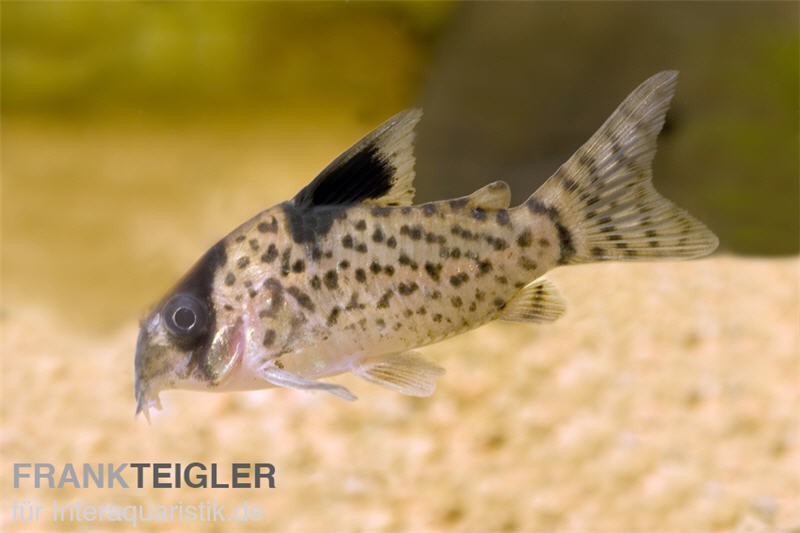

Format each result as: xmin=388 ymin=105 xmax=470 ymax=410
xmin=135 ymin=71 xmax=718 ymax=418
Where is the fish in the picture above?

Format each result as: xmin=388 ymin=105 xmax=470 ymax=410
xmin=134 ymin=71 xmax=718 ymax=418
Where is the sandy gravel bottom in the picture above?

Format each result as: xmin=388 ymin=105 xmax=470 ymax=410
xmin=2 ymin=256 xmax=798 ymax=532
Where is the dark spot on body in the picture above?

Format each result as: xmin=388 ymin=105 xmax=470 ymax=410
xmin=519 ymin=256 xmax=537 ymax=270
xmin=235 ymin=235 xmax=246 ymax=243
xmin=224 ymin=272 xmax=236 ymax=286
xmin=260 ymin=244 xmax=277 ymax=263
xmin=376 ymin=318 xmax=386 ymax=329
xmin=377 ymin=290 xmax=393 ymax=309
xmin=440 ymin=247 xmax=461 ymax=259
xmin=404 ymin=309 xmax=413 ymax=318
xmin=292 ymin=259 xmax=305 ymax=273
xmin=355 ymin=269 xmax=367 ymax=283
xmin=257 ymin=217 xmax=278 ymax=233
xmin=469 ymin=302 xmax=477 ymax=312
xmin=475 ymin=289 xmax=485 ymax=302
xmin=517 ymin=230 xmax=533 ymax=247
xmin=486 ymin=235 xmax=508 ymax=251
xmin=248 ymin=239 xmax=260 ymax=251
xmin=495 ymin=275 xmax=508 ymax=285
xmin=262 ymin=329 xmax=276 ymax=347
xmin=398 ymin=282 xmax=419 ymax=295
xmin=449 ymin=198 xmax=468 ymax=209
xmin=493 ymin=297 xmax=506 ymax=309
xmin=425 ymin=232 xmax=443 ymax=244
xmin=431 ymin=290 xmax=441 ymax=300
xmin=372 ymin=227 xmax=384 ymax=243
xmin=355 ymin=219 xmax=367 ymax=231
xmin=355 ymin=243 xmax=368 ymax=253
xmin=326 ymin=306 xmax=341 ymax=327
xmin=310 ymin=275 xmax=321 ymax=290
xmin=422 ymin=203 xmax=437 ymax=216
xmin=451 ymin=296 xmax=463 ymax=308
xmin=384 ymin=265 xmax=395 ymax=276
xmin=496 ymin=210 xmax=510 ymax=226
xmin=400 ymin=224 xmax=423 ymax=240
xmin=370 ymin=261 xmax=382 ymax=274
xmin=281 ymin=203 xmax=347 ymax=244
xmin=280 ymin=248 xmax=291 ymax=276
xmin=393 ymin=322 xmax=403 ymax=331
xmin=324 ymin=270 xmax=339 ymax=290
xmin=342 ymin=235 xmax=354 ymax=248
xmin=237 ymin=256 xmax=250 ymax=269
xmin=287 ymin=286 xmax=315 ymax=311
xmin=398 ymin=253 xmax=418 ymax=270
xmin=371 ymin=206 xmax=391 ymax=217
xmin=477 ymin=260 xmax=493 ymax=275
xmin=416 ymin=306 xmax=427 ymax=315
xmin=339 ymin=259 xmax=350 ymax=269
xmin=425 ymin=262 xmax=442 ymax=281
xmin=432 ymin=313 xmax=443 ymax=323
xmin=386 ymin=236 xmax=397 ymax=249
xmin=449 ymin=272 xmax=469 ymax=287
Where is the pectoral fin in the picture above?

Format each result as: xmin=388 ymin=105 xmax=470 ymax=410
xmin=353 ymin=352 xmax=445 ymax=397
xmin=258 ymin=364 xmax=357 ymax=401
xmin=499 ymin=277 xmax=566 ymax=323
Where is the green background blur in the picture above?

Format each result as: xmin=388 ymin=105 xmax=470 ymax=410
xmin=2 ymin=2 xmax=798 ymax=334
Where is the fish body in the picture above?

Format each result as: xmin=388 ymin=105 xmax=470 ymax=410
xmin=135 ymin=71 xmax=718 ymax=417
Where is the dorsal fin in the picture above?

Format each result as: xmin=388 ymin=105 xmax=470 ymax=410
xmin=292 ymin=109 xmax=421 ymax=208
xmin=465 ymin=180 xmax=511 ymax=209
xmin=499 ymin=277 xmax=566 ymax=323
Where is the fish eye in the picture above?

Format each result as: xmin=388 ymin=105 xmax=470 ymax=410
xmin=162 ymin=293 xmax=208 ymax=340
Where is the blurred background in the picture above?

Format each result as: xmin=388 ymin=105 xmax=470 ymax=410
xmin=2 ymin=1 xmax=797 ymax=334
xmin=2 ymin=4 xmax=799 ymax=531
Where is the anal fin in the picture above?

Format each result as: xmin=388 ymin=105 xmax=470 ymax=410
xmin=259 ymin=364 xmax=357 ymax=401
xmin=353 ymin=352 xmax=445 ymax=397
xmin=499 ymin=277 xmax=566 ymax=323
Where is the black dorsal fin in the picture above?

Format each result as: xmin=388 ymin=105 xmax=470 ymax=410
xmin=292 ymin=109 xmax=421 ymax=208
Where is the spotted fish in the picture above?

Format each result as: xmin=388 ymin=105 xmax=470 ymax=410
xmin=135 ymin=71 xmax=718 ymax=417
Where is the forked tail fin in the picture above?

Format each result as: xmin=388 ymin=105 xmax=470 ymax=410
xmin=528 ymin=71 xmax=718 ymax=264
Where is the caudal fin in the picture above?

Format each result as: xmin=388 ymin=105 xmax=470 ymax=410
xmin=528 ymin=71 xmax=718 ymax=264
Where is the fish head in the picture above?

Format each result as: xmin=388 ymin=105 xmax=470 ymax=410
xmin=135 ymin=242 xmax=244 ymax=419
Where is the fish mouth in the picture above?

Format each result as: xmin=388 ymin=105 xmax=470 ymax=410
xmin=134 ymin=320 xmax=165 ymax=421
xmin=135 ymin=384 xmax=162 ymax=422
